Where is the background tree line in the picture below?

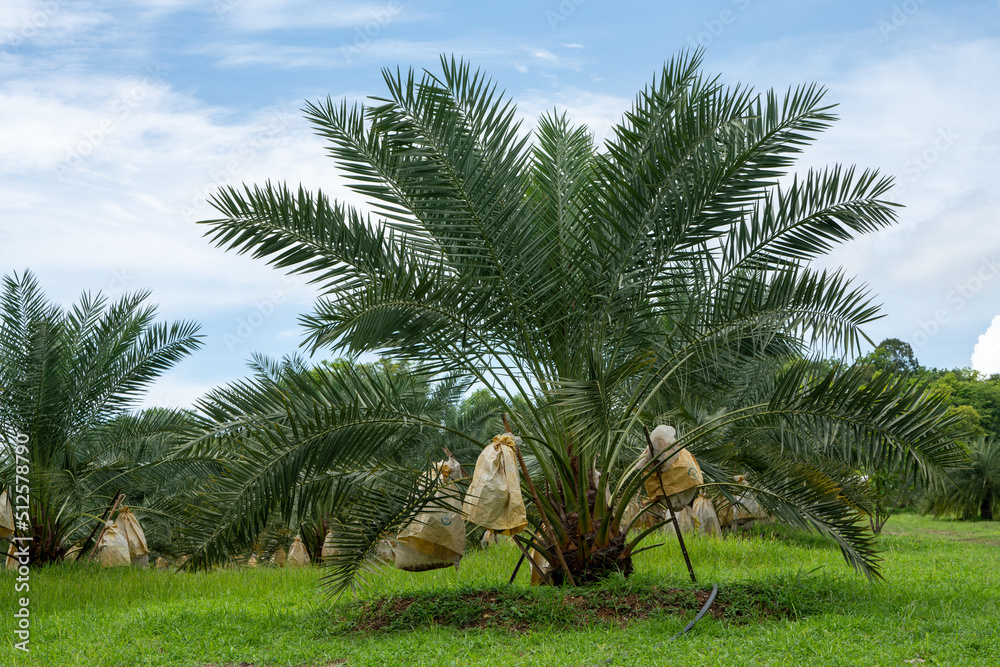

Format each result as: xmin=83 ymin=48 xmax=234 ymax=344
xmin=850 ymin=337 xmax=999 ymax=523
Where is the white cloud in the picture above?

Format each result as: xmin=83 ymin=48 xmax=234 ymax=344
xmin=972 ymin=316 xmax=1000 ymax=375
xmin=5 ymin=0 xmax=999 ymax=404
xmin=0 ymin=0 xmax=108 ymax=48
xmin=204 ymin=38 xmax=556 ymax=70
xmin=526 ymin=46 xmax=583 ymax=70
xmin=0 ymin=60 xmax=356 ymax=343
xmin=708 ymin=24 xmax=1000 ymax=367
xmin=517 ymin=88 xmax=629 ymax=143
xmin=531 ymin=48 xmax=558 ymax=61
xmin=0 ymin=0 xmax=43 ymax=32
xmin=0 ymin=67 xmax=174 ymax=172
xmin=140 ymin=373 xmax=216 ymax=410
xmin=215 ymin=0 xmax=416 ymax=32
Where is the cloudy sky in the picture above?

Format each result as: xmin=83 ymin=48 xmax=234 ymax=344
xmin=2 ymin=0 xmax=999 ymax=408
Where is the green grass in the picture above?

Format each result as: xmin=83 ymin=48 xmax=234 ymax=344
xmin=2 ymin=514 xmax=999 ymax=666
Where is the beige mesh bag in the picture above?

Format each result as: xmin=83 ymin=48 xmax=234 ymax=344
xmin=396 ymin=455 xmax=467 ymax=572
xmin=643 ymin=425 xmax=703 ymax=507
xmin=287 ymin=536 xmax=310 ymax=567
xmin=690 ymin=496 xmax=722 ymax=538
xmin=116 ymin=507 xmax=149 ymax=567
xmin=321 ymin=531 xmax=337 ymax=560
xmin=462 ymin=433 xmax=527 ymax=536
xmin=717 ymin=475 xmax=768 ymax=527
xmin=97 ymin=521 xmax=131 ymax=567
xmin=0 ymin=490 xmax=14 ymax=539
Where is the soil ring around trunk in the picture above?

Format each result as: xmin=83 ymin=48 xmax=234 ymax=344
xmin=322 ymin=583 xmax=801 ymax=635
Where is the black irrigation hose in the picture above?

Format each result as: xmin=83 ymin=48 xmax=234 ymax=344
xmin=598 ymin=583 xmax=719 ymax=665
xmin=665 ymin=583 xmax=718 ymax=642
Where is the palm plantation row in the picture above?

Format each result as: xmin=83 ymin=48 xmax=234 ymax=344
xmin=0 ymin=53 xmax=980 ymax=592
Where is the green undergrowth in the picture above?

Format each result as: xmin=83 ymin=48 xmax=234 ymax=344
xmin=1 ymin=514 xmax=998 ymax=666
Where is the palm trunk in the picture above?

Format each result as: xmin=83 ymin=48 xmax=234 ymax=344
xmin=981 ymin=492 xmax=994 ymax=521
xmin=539 ymin=500 xmax=634 ymax=586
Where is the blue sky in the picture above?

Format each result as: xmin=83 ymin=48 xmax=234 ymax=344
xmin=2 ymin=0 xmax=1000 ymax=408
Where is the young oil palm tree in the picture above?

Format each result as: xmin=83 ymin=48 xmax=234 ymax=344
xmin=926 ymin=437 xmax=999 ymax=520
xmin=169 ymin=354 xmax=487 ymax=568
xmin=194 ymin=52 xmax=968 ymax=592
xmin=0 ymin=270 xmax=202 ymax=563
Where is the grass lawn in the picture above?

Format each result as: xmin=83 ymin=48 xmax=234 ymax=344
xmin=2 ymin=514 xmax=999 ymax=666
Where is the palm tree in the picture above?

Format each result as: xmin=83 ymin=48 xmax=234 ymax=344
xmin=926 ymin=437 xmax=1000 ymax=520
xmin=315 ymin=357 xmax=505 ymax=464
xmin=193 ymin=52 xmax=968 ymax=591
xmin=170 ymin=353 xmax=487 ymax=568
xmin=0 ymin=270 xmax=202 ymax=563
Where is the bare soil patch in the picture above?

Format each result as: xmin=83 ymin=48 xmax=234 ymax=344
xmin=327 ymin=583 xmax=794 ymax=634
